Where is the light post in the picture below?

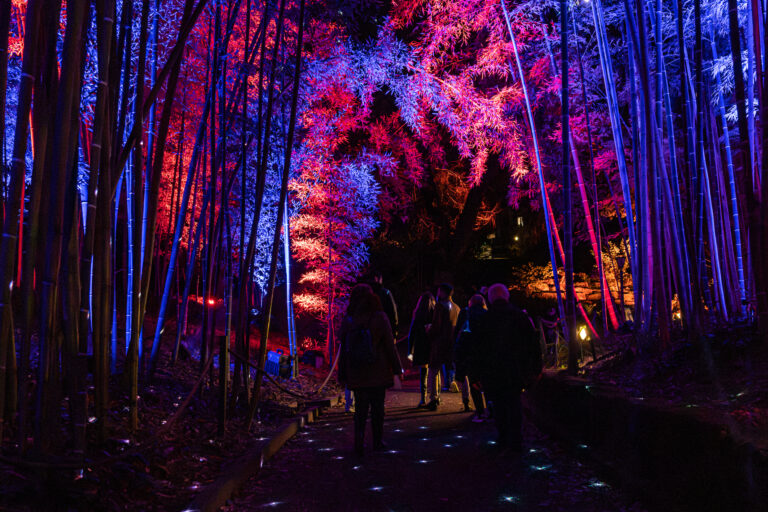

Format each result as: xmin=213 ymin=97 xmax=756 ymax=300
xmin=616 ymin=255 xmax=626 ymax=323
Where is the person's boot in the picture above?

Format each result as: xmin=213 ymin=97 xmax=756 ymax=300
xmin=463 ymin=399 xmax=472 ymax=412
xmin=372 ymin=423 xmax=386 ymax=451
xmin=426 ymin=399 xmax=438 ymax=411
xmin=417 ymin=387 xmax=428 ymax=408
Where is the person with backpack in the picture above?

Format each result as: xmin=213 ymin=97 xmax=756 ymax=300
xmin=338 ymin=284 xmax=403 ymax=457
xmin=476 ymin=283 xmax=542 ymax=455
xmin=425 ymin=283 xmax=460 ymax=411
xmin=407 ymin=291 xmax=435 ymax=408
xmin=454 ymin=294 xmax=488 ymax=417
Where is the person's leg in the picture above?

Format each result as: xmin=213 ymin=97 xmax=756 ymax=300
xmin=436 ymin=370 xmax=441 ymax=403
xmin=427 ymin=366 xmax=440 ymax=408
xmin=459 ymin=375 xmax=470 ymax=403
xmin=469 ymin=378 xmax=485 ymax=415
xmin=509 ymin=391 xmax=523 ymax=451
xmin=371 ymin=387 xmax=387 ymax=449
xmin=418 ymin=367 xmax=428 ymax=406
xmin=488 ymin=389 xmax=511 ymax=448
xmin=353 ymin=388 xmax=372 ymax=454
xmin=345 ymin=387 xmax=354 ymax=412
xmin=447 ymin=365 xmax=459 ymax=392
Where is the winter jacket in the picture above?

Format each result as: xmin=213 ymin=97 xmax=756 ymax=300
xmin=408 ymin=307 xmax=432 ymax=366
xmin=338 ymin=311 xmax=403 ymax=390
xmin=453 ymin=305 xmax=487 ymax=378
xmin=428 ymin=299 xmax=460 ymax=367
xmin=476 ymin=300 xmax=538 ymax=392
xmin=372 ymin=283 xmax=399 ymax=336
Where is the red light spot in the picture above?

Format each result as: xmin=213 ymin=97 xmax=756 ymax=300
xmin=207 ymin=298 xmax=215 ymax=306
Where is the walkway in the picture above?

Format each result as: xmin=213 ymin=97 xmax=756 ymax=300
xmin=227 ymin=380 xmax=648 ymax=511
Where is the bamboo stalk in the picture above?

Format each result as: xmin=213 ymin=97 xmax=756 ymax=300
xmin=248 ymin=0 xmax=305 ymax=426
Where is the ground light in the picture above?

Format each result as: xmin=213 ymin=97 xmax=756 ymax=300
xmin=500 ymin=495 xmax=521 ymax=504
xmin=578 ymin=325 xmax=588 ymax=341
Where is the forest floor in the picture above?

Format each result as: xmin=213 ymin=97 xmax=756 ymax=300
xmin=0 ymin=327 xmax=342 ymax=512
xmin=583 ymin=326 xmax=768 ymax=449
xmin=226 ymin=381 xmax=648 ymax=512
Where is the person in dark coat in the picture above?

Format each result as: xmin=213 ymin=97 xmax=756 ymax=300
xmin=454 ymin=294 xmax=487 ymax=416
xmin=407 ymin=291 xmax=435 ymax=407
xmin=476 ymin=283 xmax=538 ymax=454
xmin=426 ymin=283 xmax=459 ymax=411
xmin=338 ymin=284 xmax=403 ymax=456
xmin=370 ymin=271 xmax=399 ymax=338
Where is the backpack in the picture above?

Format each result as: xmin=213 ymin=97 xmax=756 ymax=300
xmin=345 ymin=323 xmax=377 ymax=366
xmin=516 ymin=311 xmax=543 ymax=389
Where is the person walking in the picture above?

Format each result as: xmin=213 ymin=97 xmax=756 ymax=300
xmin=407 ymin=291 xmax=435 ymax=408
xmin=338 ymin=284 xmax=403 ymax=457
xmin=370 ymin=271 xmax=399 ymax=338
xmin=476 ymin=283 xmax=541 ymax=455
xmin=454 ymin=294 xmax=487 ymax=417
xmin=425 ymin=283 xmax=459 ymax=411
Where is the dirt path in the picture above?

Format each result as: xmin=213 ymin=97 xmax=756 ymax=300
xmin=227 ymin=381 xmax=648 ymax=512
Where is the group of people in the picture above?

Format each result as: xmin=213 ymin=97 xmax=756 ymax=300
xmin=337 ymin=277 xmax=541 ymax=458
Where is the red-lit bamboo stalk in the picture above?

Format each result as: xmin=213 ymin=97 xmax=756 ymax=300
xmin=542 ymin=28 xmax=620 ymax=331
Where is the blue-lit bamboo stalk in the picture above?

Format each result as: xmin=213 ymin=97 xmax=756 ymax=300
xmin=591 ymin=0 xmax=640 ymax=319
xmin=172 ymin=187 xmax=211 ymax=364
xmin=541 ymin=26 xmax=620 ymax=331
xmin=694 ymin=0 xmax=712 ymax=313
xmin=709 ymin=23 xmax=747 ymax=316
xmin=647 ymin=4 xmax=693 ymax=322
xmin=501 ymin=0 xmax=566 ymax=332
xmin=702 ymin=119 xmax=729 ymax=318
xmin=652 ymin=0 xmax=674 ymax=333
xmin=672 ymin=0 xmax=702 ymax=326
xmin=747 ymin=1 xmax=758 ymax=178
xmin=283 ymin=195 xmax=298 ymax=376
xmin=625 ymin=0 xmax=660 ymax=333
xmin=148 ymin=86 xmax=214 ymax=376
xmin=248 ymin=0 xmax=305 ymax=423
xmin=707 ymin=101 xmax=740 ymax=313
xmin=572 ymin=7 xmax=617 ymax=330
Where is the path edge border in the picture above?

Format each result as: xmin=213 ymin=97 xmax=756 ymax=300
xmin=184 ymin=396 xmax=340 ymax=512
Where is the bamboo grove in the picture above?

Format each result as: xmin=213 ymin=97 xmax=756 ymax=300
xmin=0 ymin=0 xmax=767 ymax=460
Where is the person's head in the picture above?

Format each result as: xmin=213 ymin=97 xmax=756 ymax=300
xmin=479 ymin=286 xmax=488 ymax=297
xmin=436 ymin=283 xmax=454 ymax=301
xmin=356 ymin=290 xmax=383 ymax=317
xmin=487 ymin=283 xmax=510 ymax=305
xmin=347 ymin=283 xmax=373 ymax=317
xmin=414 ymin=291 xmax=436 ymax=318
xmin=468 ymin=294 xmax=487 ymax=309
